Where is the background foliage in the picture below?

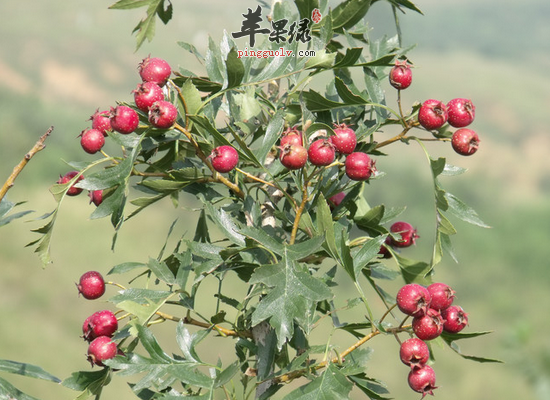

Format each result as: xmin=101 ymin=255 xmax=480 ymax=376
xmin=1 ymin=0 xmax=550 ymax=399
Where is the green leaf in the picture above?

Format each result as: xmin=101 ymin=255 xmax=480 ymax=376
xmin=176 ymin=321 xmax=208 ymax=363
xmin=303 ymin=89 xmax=347 ymax=112
xmin=295 ymin=0 xmax=320 ymax=22
xmin=348 ymin=374 xmax=391 ymax=400
xmin=395 ymin=254 xmax=431 ymax=285
xmin=147 ymin=257 xmax=175 ymax=285
xmin=305 ymin=49 xmax=337 ymax=69
xmin=109 ymin=0 xmax=151 ymax=10
xmin=283 ymin=363 xmax=353 ymax=399
xmin=332 ymin=0 xmax=372 ymax=33
xmin=0 ymin=376 xmax=42 ymax=400
xmin=0 ymin=198 xmax=33 ymax=227
xmin=334 ymin=77 xmax=370 ymax=105
xmin=257 ymin=109 xmax=285 ymax=165
xmin=333 ymin=48 xmax=363 ymax=68
xmin=205 ymin=203 xmax=246 ymax=246
xmin=135 ymin=323 xmax=174 ymax=363
xmin=225 ymin=48 xmax=245 ymax=88
xmin=180 ymin=79 xmax=203 ymax=116
xmin=0 ymin=359 xmax=61 ymax=382
xmin=441 ymin=331 xmax=503 ymax=363
xmin=62 ymin=368 xmax=111 ymax=395
xmin=250 ymin=253 xmax=332 ymax=348
xmin=316 ymin=194 xmax=338 ymax=261
xmin=445 ymin=192 xmax=491 ymax=228
xmin=107 ymin=261 xmax=146 ymax=275
xmin=353 ymin=235 xmax=388 ymax=280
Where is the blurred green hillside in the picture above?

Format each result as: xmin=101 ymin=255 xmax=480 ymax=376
xmin=1 ymin=0 xmax=550 ymax=399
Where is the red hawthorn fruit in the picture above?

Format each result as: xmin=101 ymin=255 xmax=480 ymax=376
xmin=210 ymin=145 xmax=239 ymax=173
xmin=400 ymin=338 xmax=430 ymax=370
xmin=396 ymin=283 xmax=431 ymax=317
xmin=308 ymin=138 xmax=336 ymax=166
xmin=447 ymin=98 xmax=475 ymax=128
xmin=328 ymin=192 xmax=346 ymax=209
xmin=389 ymin=60 xmax=412 ymax=90
xmin=110 ymin=105 xmax=139 ymax=134
xmin=148 ymin=100 xmax=178 ymax=129
xmin=344 ymin=152 xmax=376 ymax=181
xmin=82 ymin=310 xmax=118 ymax=342
xmin=427 ymin=282 xmax=455 ymax=311
xmin=408 ymin=364 xmax=437 ymax=398
xmin=280 ymin=126 xmax=303 ymax=147
xmin=412 ymin=308 xmax=444 ymax=341
xmin=441 ymin=305 xmax=469 ymax=333
xmin=80 ymin=128 xmax=105 ymax=154
xmin=418 ymin=99 xmax=448 ymax=130
xmin=89 ymin=109 xmax=112 ymax=136
xmin=279 ymin=144 xmax=308 ymax=170
xmin=451 ymin=128 xmax=480 ymax=156
xmin=57 ymin=171 xmax=84 ymax=196
xmin=329 ymin=124 xmax=357 ymax=155
xmin=77 ymin=271 xmax=105 ymax=300
xmin=89 ymin=190 xmax=103 ymax=206
xmin=139 ymin=56 xmax=172 ymax=87
xmin=389 ymin=221 xmax=419 ymax=248
xmin=133 ymin=81 xmax=165 ymax=112
xmin=87 ymin=336 xmax=117 ymax=367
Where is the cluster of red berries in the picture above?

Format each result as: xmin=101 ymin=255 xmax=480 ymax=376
xmin=278 ymin=124 xmax=376 ymax=181
xmin=77 ymin=271 xmax=120 ymax=367
xmin=396 ymin=282 xmax=469 ymax=397
xmin=56 ymin=56 xmax=242 ymax=201
xmin=389 ymin=60 xmax=480 ymax=157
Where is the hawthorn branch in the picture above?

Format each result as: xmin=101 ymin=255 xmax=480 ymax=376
xmin=153 ymin=311 xmax=253 ymax=338
xmin=173 ymin=123 xmax=245 ymax=199
xmin=0 ymin=126 xmax=53 ymax=202
xmin=273 ymin=324 xmax=412 ymax=384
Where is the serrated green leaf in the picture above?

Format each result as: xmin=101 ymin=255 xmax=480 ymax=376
xmin=176 ymin=321 xmax=208 ymax=363
xmin=305 ymin=49 xmax=337 ymax=69
xmin=333 ymin=48 xmax=363 ymax=68
xmin=348 ymin=373 xmax=391 ymax=400
xmin=147 ymin=257 xmax=175 ymax=284
xmin=430 ymin=157 xmax=446 ymax=178
xmin=283 ymin=363 xmax=353 ymax=400
xmin=316 ymin=194 xmax=338 ymax=261
xmin=395 ymin=254 xmax=431 ymax=285
xmin=110 ymin=288 xmax=172 ymax=305
xmin=303 ymin=89 xmax=347 ymax=112
xmin=441 ymin=163 xmax=467 ymax=176
xmin=205 ymin=203 xmax=246 ymax=246
xmin=250 ymin=254 xmax=332 ymax=348
xmin=0 ymin=359 xmax=61 ymax=383
xmin=135 ymin=323 xmax=174 ymax=363
xmin=107 ymin=261 xmax=146 ymax=274
xmin=180 ymin=79 xmax=203 ymax=116
xmin=62 ymin=368 xmax=111 ymax=392
xmin=286 ymin=235 xmax=326 ymax=261
xmin=441 ymin=331 xmax=503 ymax=363
xmin=437 ymin=211 xmax=457 ymax=235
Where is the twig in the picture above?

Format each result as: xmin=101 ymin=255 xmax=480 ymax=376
xmin=0 ymin=126 xmax=53 ymax=201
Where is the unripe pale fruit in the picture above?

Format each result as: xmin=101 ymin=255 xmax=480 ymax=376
xmin=77 ymin=271 xmax=105 ymax=300
xmin=210 ymin=145 xmax=239 ymax=173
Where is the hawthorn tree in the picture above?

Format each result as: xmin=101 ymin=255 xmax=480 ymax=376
xmin=0 ymin=0 xmax=501 ymax=399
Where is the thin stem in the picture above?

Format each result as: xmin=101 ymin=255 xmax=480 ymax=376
xmin=106 ymin=281 xmax=127 ymax=290
xmin=0 ymin=126 xmax=53 ymax=201
xmin=289 ymin=173 xmax=310 ymax=245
